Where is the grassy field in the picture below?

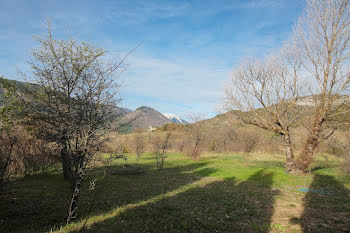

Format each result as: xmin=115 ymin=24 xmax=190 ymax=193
xmin=1 ymin=152 xmax=350 ymax=233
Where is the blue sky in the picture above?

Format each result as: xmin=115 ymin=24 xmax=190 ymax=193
xmin=0 ymin=0 xmax=304 ymax=119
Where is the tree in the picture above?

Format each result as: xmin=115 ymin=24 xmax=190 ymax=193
xmin=22 ymin=21 xmax=130 ymax=222
xmin=151 ymin=132 xmax=171 ymax=171
xmin=225 ymin=0 xmax=350 ymax=173
xmin=186 ymin=113 xmax=205 ymax=161
xmin=224 ymin=51 xmax=303 ymax=172
xmin=132 ymin=133 xmax=145 ymax=162
xmin=292 ymin=0 xmax=350 ymax=172
xmin=0 ymin=77 xmax=19 ymax=189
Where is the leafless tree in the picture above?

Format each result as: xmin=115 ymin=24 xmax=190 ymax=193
xmin=132 ymin=133 xmax=145 ymax=162
xmin=224 ymin=51 xmax=303 ymax=172
xmin=152 ymin=132 xmax=171 ymax=171
xmin=186 ymin=113 xmax=206 ymax=161
xmin=21 ymin=20 xmax=132 ymax=222
xmin=291 ymin=0 xmax=350 ymax=172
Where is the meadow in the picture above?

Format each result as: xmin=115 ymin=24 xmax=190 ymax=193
xmin=1 ymin=152 xmax=349 ymax=233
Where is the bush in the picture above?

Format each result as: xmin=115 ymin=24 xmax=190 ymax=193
xmin=208 ymin=140 xmax=217 ymax=152
xmin=238 ymin=131 xmax=259 ymax=154
xmin=0 ymin=127 xmax=59 ymax=187
xmin=326 ymin=139 xmax=344 ymax=157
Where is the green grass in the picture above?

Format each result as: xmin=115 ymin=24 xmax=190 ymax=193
xmin=1 ymin=153 xmax=350 ymax=233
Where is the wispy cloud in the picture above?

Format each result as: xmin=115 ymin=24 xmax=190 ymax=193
xmin=122 ymin=54 xmax=228 ymax=115
xmin=239 ymin=0 xmax=284 ymax=9
xmin=104 ymin=0 xmax=190 ymax=25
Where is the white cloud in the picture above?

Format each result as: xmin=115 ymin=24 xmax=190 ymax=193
xmin=240 ymin=0 xmax=284 ymax=9
xmin=122 ymin=54 xmax=229 ymax=115
xmin=104 ymin=1 xmax=190 ymax=25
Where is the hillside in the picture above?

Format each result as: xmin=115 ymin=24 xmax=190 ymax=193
xmin=0 ymin=78 xmax=131 ymax=118
xmin=0 ymin=78 xmax=38 ymax=104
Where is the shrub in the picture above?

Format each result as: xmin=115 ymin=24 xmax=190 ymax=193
xmin=343 ymin=155 xmax=350 ymax=174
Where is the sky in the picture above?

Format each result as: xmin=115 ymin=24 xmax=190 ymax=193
xmin=0 ymin=0 xmax=304 ymax=120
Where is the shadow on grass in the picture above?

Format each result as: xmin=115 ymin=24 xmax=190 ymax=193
xmin=71 ymin=169 xmax=279 ymax=233
xmin=0 ymin=161 xmax=212 ymax=233
xmin=252 ymin=160 xmax=285 ymax=169
xmin=291 ymin=174 xmax=350 ymax=232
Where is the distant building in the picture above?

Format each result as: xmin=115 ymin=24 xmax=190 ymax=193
xmin=147 ymin=126 xmax=157 ymax=132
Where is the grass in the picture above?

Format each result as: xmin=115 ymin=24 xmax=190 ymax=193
xmin=1 ymin=152 xmax=350 ymax=232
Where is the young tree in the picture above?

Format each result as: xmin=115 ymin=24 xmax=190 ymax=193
xmin=224 ymin=52 xmax=303 ymax=172
xmin=186 ymin=113 xmax=205 ymax=161
xmin=132 ymin=133 xmax=145 ymax=162
xmin=292 ymin=0 xmax=350 ymax=172
xmin=22 ymin=21 xmax=130 ymax=222
xmin=152 ymin=132 xmax=171 ymax=171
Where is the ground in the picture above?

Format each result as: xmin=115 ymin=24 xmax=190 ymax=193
xmin=1 ymin=153 xmax=350 ymax=233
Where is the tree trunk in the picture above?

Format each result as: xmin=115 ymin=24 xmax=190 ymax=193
xmin=67 ymin=168 xmax=84 ymax=224
xmin=0 ymin=152 xmax=11 ymax=190
xmin=61 ymin=143 xmax=72 ymax=181
xmin=0 ymin=141 xmax=15 ymax=190
xmin=296 ymin=116 xmax=324 ymax=173
xmin=284 ymin=134 xmax=297 ymax=173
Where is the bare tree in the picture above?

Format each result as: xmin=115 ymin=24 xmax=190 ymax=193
xmin=224 ymin=51 xmax=303 ymax=172
xmin=132 ymin=133 xmax=145 ymax=162
xmin=225 ymin=0 xmax=350 ymax=173
xmin=152 ymin=132 xmax=171 ymax=171
xmin=291 ymin=0 xmax=350 ymax=172
xmin=186 ymin=113 xmax=205 ymax=161
xmin=21 ymin=21 xmax=131 ymax=222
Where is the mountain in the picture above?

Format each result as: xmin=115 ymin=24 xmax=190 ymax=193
xmin=163 ymin=113 xmax=188 ymax=124
xmin=115 ymin=107 xmax=132 ymax=116
xmin=0 ymin=78 xmax=38 ymax=104
xmin=120 ymin=106 xmax=172 ymax=131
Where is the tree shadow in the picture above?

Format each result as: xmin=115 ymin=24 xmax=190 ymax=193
xmin=291 ymin=174 xmax=350 ymax=232
xmin=0 ymin=161 xmax=212 ymax=233
xmin=252 ymin=160 xmax=285 ymax=168
xmin=74 ymin=169 xmax=279 ymax=233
